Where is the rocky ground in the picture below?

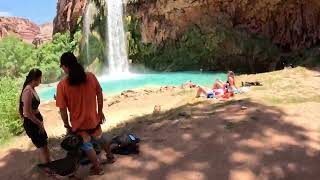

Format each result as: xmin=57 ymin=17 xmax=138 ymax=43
xmin=0 ymin=67 xmax=320 ymax=180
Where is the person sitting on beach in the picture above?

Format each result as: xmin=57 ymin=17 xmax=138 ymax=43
xmin=213 ymin=71 xmax=237 ymax=92
xmin=195 ymin=85 xmax=225 ymax=98
xmin=195 ymin=71 xmax=237 ymax=98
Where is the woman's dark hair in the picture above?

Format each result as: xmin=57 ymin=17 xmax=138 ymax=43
xmin=60 ymin=52 xmax=86 ymax=86
xmin=19 ymin=68 xmax=42 ymax=118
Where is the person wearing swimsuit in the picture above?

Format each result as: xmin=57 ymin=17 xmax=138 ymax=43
xmin=19 ymin=68 xmax=51 ymax=163
xmin=213 ymin=71 xmax=237 ymax=91
xmin=195 ymin=71 xmax=236 ymax=98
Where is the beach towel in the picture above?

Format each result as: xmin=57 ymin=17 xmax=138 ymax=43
xmin=238 ymin=86 xmax=250 ymax=93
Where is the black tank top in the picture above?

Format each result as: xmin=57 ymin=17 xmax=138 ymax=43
xmin=23 ymin=89 xmax=40 ymax=110
xmin=31 ymin=95 xmax=40 ymax=110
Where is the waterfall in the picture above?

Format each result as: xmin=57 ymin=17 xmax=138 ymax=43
xmin=83 ymin=1 xmax=94 ymax=64
xmin=106 ymin=0 xmax=129 ymax=74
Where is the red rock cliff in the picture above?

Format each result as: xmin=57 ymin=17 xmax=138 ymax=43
xmin=129 ymin=0 xmax=320 ymax=50
xmin=0 ymin=16 xmax=53 ymax=44
xmin=53 ymin=0 xmax=320 ymax=50
xmin=53 ymin=0 xmax=87 ymax=34
xmin=0 ymin=16 xmax=40 ymax=43
xmin=37 ymin=23 xmax=54 ymax=43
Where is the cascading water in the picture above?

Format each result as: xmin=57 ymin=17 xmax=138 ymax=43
xmin=106 ymin=0 xmax=129 ymax=74
xmin=83 ymin=1 xmax=94 ymax=64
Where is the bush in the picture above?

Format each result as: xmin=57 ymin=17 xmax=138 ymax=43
xmin=0 ymin=77 xmax=23 ymax=143
xmin=35 ymin=31 xmax=81 ymax=83
xmin=0 ymin=31 xmax=81 ymax=141
xmin=126 ymin=18 xmax=281 ymax=73
xmin=291 ymin=47 xmax=320 ymax=67
xmin=0 ymin=32 xmax=81 ymax=84
xmin=0 ymin=37 xmax=35 ymax=77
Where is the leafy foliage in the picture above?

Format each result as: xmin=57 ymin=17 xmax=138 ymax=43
xmin=126 ymin=17 xmax=281 ymax=73
xmin=35 ymin=31 xmax=81 ymax=83
xmin=0 ymin=31 xmax=81 ymax=83
xmin=79 ymin=31 xmax=105 ymax=70
xmin=78 ymin=1 xmax=107 ymax=73
xmin=0 ymin=77 xmax=23 ymax=143
xmin=0 ymin=31 xmax=81 ymax=141
xmin=126 ymin=15 xmax=159 ymax=66
xmin=291 ymin=47 xmax=320 ymax=67
xmin=0 ymin=37 xmax=35 ymax=77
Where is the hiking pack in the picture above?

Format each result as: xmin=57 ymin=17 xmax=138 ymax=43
xmin=37 ymin=133 xmax=140 ymax=177
xmin=111 ymin=133 xmax=140 ymax=155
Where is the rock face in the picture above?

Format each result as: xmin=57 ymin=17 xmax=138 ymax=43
xmin=53 ymin=0 xmax=87 ymax=34
xmin=0 ymin=16 xmax=53 ymax=44
xmin=37 ymin=23 xmax=53 ymax=43
xmin=0 ymin=16 xmax=40 ymax=43
xmin=129 ymin=0 xmax=320 ymax=50
xmin=52 ymin=0 xmax=320 ymax=72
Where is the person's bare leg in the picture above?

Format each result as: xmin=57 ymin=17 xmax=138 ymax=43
xmin=93 ymin=133 xmax=115 ymax=162
xmin=40 ymin=145 xmax=51 ymax=163
xmin=92 ymin=128 xmax=115 ymax=163
xmin=85 ymin=149 xmax=99 ymax=167
xmin=196 ymin=87 xmax=206 ymax=97
xmin=79 ymin=131 xmax=104 ymax=175
xmin=196 ymin=87 xmax=201 ymax=97
xmin=100 ymin=143 xmax=115 ymax=162
xmin=85 ymin=148 xmax=104 ymax=175
xmin=213 ymin=80 xmax=224 ymax=89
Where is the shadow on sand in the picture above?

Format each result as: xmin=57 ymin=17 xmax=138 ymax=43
xmin=0 ymin=98 xmax=319 ymax=180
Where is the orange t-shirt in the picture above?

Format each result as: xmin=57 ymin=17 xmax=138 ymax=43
xmin=56 ymin=72 xmax=102 ymax=131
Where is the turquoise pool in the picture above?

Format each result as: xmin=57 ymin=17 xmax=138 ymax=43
xmin=38 ymin=72 xmax=227 ymax=101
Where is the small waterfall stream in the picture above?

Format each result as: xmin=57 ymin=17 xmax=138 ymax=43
xmin=83 ymin=1 xmax=94 ymax=64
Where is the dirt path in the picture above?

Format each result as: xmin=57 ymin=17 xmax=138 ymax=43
xmin=0 ymin=67 xmax=319 ymax=180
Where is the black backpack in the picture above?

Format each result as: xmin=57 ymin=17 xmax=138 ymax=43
xmin=111 ymin=133 xmax=140 ymax=155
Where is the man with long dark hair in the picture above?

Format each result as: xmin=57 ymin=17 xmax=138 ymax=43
xmin=56 ymin=52 xmax=114 ymax=175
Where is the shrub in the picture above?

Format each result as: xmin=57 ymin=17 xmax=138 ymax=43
xmin=126 ymin=18 xmax=281 ymax=73
xmin=0 ymin=36 xmax=35 ymax=77
xmin=0 ymin=77 xmax=23 ymax=143
xmin=0 ymin=31 xmax=81 ymax=141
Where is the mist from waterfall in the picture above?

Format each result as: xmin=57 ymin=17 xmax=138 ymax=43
xmin=106 ymin=0 xmax=129 ymax=74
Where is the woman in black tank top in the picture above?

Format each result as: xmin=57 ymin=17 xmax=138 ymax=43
xmin=19 ymin=69 xmax=51 ymax=164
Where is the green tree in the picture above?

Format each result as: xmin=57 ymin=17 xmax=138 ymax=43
xmin=0 ymin=31 xmax=82 ymax=142
xmin=35 ymin=31 xmax=81 ymax=83
xmin=0 ymin=77 xmax=23 ymax=143
xmin=0 ymin=36 xmax=35 ymax=77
